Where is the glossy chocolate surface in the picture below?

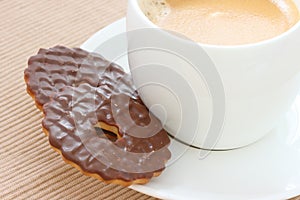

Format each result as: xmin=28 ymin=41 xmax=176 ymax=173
xmin=25 ymin=46 xmax=171 ymax=182
xmin=25 ymin=46 xmax=118 ymax=106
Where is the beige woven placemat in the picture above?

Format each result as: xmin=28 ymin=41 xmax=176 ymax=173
xmin=0 ymin=0 xmax=299 ymax=200
xmin=0 ymin=0 xmax=156 ymax=199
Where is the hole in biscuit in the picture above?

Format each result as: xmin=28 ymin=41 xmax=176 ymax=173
xmin=94 ymin=127 xmax=118 ymax=142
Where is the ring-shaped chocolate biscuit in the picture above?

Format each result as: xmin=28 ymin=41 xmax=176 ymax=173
xmin=25 ymin=46 xmax=171 ymax=185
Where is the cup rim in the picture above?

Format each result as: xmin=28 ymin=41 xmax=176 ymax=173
xmin=130 ymin=0 xmax=300 ymax=49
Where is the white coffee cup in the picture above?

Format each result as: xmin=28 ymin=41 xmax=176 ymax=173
xmin=126 ymin=0 xmax=300 ymax=149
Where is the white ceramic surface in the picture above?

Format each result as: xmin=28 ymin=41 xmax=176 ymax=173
xmin=81 ymin=18 xmax=300 ymax=200
xmin=127 ymin=0 xmax=300 ymax=149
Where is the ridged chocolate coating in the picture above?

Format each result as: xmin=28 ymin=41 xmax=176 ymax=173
xmin=25 ymin=46 xmax=171 ymax=183
xmin=43 ymin=84 xmax=170 ymax=181
xmin=24 ymin=45 xmax=121 ymax=107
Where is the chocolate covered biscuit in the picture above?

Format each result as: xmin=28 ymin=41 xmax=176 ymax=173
xmin=24 ymin=46 xmax=171 ymax=185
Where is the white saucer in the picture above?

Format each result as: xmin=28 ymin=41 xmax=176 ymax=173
xmin=81 ymin=18 xmax=300 ymax=200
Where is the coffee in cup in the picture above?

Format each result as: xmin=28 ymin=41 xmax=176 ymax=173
xmin=140 ymin=0 xmax=300 ymax=45
xmin=127 ymin=0 xmax=300 ymax=149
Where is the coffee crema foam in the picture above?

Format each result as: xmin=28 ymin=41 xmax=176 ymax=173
xmin=139 ymin=0 xmax=300 ymax=45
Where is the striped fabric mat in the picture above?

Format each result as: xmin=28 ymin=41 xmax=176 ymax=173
xmin=0 ymin=0 xmax=156 ymax=199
